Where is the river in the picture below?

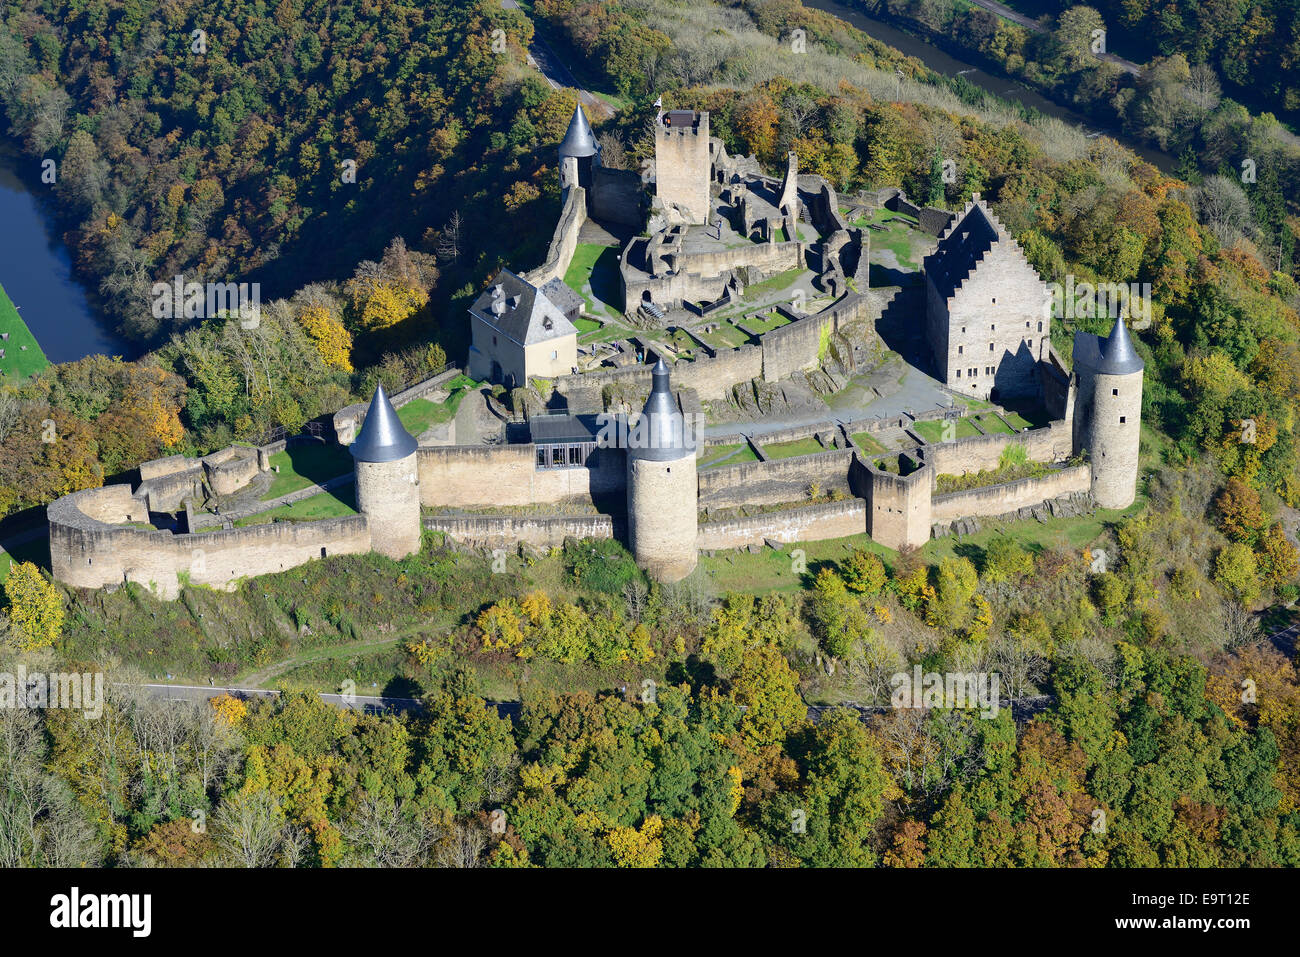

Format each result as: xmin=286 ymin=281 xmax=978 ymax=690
xmin=0 ymin=149 xmax=132 ymax=365
xmin=803 ymin=0 xmax=1176 ymax=172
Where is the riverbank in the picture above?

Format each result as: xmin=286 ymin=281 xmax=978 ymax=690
xmin=0 ymin=281 xmax=49 ymax=381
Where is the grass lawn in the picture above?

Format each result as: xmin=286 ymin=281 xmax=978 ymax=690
xmin=702 ymin=323 xmax=751 ymax=350
xmin=239 ymin=483 xmax=357 ymax=526
xmin=698 ymin=442 xmax=759 ymax=469
xmin=263 ymin=443 xmax=354 ymax=500
xmin=0 ymin=282 xmax=50 ymax=381
xmin=396 ymin=378 xmax=482 ymax=436
xmin=579 ymin=323 xmax=636 ymax=346
xmin=564 ymin=243 xmax=622 ymax=318
xmin=1001 ymin=410 xmax=1038 ymax=431
xmin=851 ymin=431 xmax=888 ymax=454
xmin=971 ymin=412 xmax=1014 ymax=435
xmin=573 ymin=317 xmax=602 ymax=334
xmin=741 ymin=267 xmax=806 ymax=301
xmin=743 ymin=312 xmax=791 ymax=334
xmin=913 ymin=417 xmax=981 ymax=443
xmin=762 ymin=436 xmax=830 ymax=459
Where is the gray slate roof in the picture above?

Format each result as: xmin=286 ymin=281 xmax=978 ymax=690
xmin=350 ymin=382 xmax=418 ymax=462
xmin=469 ymin=269 xmax=578 ymax=347
xmin=559 ymin=104 xmax=598 ymax=159
xmin=1096 ymin=317 xmax=1144 ymax=374
xmin=635 ymin=359 xmax=691 ymax=461
xmin=928 ymin=202 xmax=999 ymax=300
xmin=540 ymin=277 xmax=586 ymax=318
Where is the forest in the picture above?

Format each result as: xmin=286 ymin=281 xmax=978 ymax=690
xmin=0 ymin=0 xmax=1299 ymax=867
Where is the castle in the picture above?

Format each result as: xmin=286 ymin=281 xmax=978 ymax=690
xmin=48 ymin=103 xmax=1144 ymax=598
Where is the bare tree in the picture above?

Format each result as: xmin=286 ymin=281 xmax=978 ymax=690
xmin=215 ymin=790 xmax=284 ymax=867
xmin=435 ymin=818 xmax=488 ymax=868
xmin=436 ymin=210 xmax=463 ymax=263
xmin=341 ymin=794 xmax=435 ymax=868
xmin=596 ymin=131 xmax=628 ymax=171
xmin=1182 ymin=63 xmax=1222 ymax=116
xmin=1192 ymin=174 xmax=1253 ymax=244
xmin=1220 ymin=600 xmax=1258 ymax=650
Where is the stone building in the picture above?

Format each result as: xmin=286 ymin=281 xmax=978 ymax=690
xmin=625 ymin=359 xmax=699 ymax=582
xmin=654 ymin=109 xmax=711 ymax=225
xmin=467 ymin=268 xmax=578 ymax=387
xmin=1071 ymin=316 xmax=1144 ymax=508
xmin=924 ymin=195 xmax=1052 ymax=401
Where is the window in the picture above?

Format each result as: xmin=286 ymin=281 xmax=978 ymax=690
xmin=492 ymin=335 xmax=498 ymax=346
xmin=1119 ymin=416 xmax=1127 ymax=424
xmin=958 ymin=345 xmax=963 ymax=354
xmin=551 ymin=350 xmax=558 ymax=360
xmin=1037 ymin=321 xmax=1043 ymax=332
xmin=990 ymin=323 xmax=996 ymax=330
xmin=1025 ymin=321 xmax=1031 ymax=328
xmin=989 ymin=342 xmax=995 ymax=351
xmin=537 ymin=447 xmax=547 ymax=467
xmin=1112 ymin=388 xmax=1118 ymax=396
xmin=956 ymin=369 xmax=962 ymax=378
xmin=992 ymin=297 xmax=997 ymax=304
xmin=961 ymin=326 xmax=966 ymax=333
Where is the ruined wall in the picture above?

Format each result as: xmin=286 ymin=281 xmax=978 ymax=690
xmin=590 ymin=166 xmax=642 ymax=227
xmin=697 ymin=450 xmax=854 ymax=509
xmin=760 ymin=293 xmax=871 ymax=381
xmin=423 ymin=514 xmax=614 ymax=548
xmin=335 ymin=366 xmax=463 ymax=444
xmin=525 ymin=185 xmax=588 ymax=287
xmin=697 ymin=499 xmax=866 ymax=550
xmin=930 ymin=465 xmax=1090 ymax=523
xmin=925 ymin=421 xmax=1074 ymax=477
xmin=655 ymin=115 xmax=711 ymax=224
xmin=556 ymin=346 xmax=763 ymax=408
xmin=865 ymin=460 xmax=932 ymax=549
xmin=49 ymin=486 xmax=372 ymax=600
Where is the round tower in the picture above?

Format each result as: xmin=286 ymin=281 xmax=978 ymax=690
xmin=558 ymin=103 xmax=599 ymax=191
xmin=626 ymin=359 xmax=698 ymax=582
xmin=351 ymin=383 xmax=422 ymax=559
xmin=1086 ymin=317 xmax=1144 ymax=509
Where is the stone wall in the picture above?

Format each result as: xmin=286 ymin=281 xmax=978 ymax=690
xmin=557 ymin=345 xmax=764 ymax=408
xmin=930 ymin=465 xmax=1091 ymax=523
xmin=697 ymin=499 xmax=866 ymax=549
xmin=760 ymin=292 xmax=871 ymax=381
xmin=925 ymin=420 xmax=1073 ymax=477
xmin=416 ymin=445 xmax=625 ymax=508
xmin=864 ymin=457 xmax=932 ymax=549
xmin=628 ymin=451 xmax=698 ymax=581
xmin=49 ymin=486 xmax=372 ymax=599
xmin=655 ymin=115 xmax=711 ymax=224
xmin=335 ymin=366 xmax=462 ymax=445
xmin=698 ymin=450 xmax=854 ymax=509
xmin=423 ymin=514 xmax=614 ymax=548
xmin=590 ymin=166 xmax=642 ymax=227
xmin=525 ymin=185 xmax=588 ymax=287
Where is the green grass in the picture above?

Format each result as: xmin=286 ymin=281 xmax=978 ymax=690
xmin=564 ymin=243 xmax=622 ymax=318
xmin=762 ymin=437 xmax=830 ymax=459
xmin=971 ymin=412 xmax=1015 ymax=435
xmin=851 ymin=431 xmax=888 ymax=454
xmin=740 ymin=267 xmax=806 ymax=301
xmin=0 ymin=282 xmax=50 ymax=381
xmin=239 ymin=483 xmax=357 ymax=526
xmin=743 ymin=312 xmax=791 ymax=334
xmin=263 ymin=443 xmax=355 ymax=500
xmin=698 ymin=442 xmax=759 ymax=469
xmin=573 ymin=317 xmax=602 ymax=334
xmin=701 ymin=323 xmax=751 ymax=350
xmin=395 ymin=380 xmax=481 ymax=436
xmin=912 ymin=417 xmax=981 ymax=443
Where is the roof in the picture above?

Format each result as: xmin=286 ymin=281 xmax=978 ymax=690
xmin=559 ymin=104 xmax=598 ymax=159
xmin=528 ymin=413 xmax=600 ymax=444
xmin=540 ymin=277 xmax=586 ymax=317
xmin=468 ymin=269 xmax=578 ymax=347
xmin=634 ymin=359 xmax=692 ymax=461
xmin=350 ymin=382 xmax=418 ymax=462
xmin=927 ymin=201 xmax=1000 ymax=301
xmin=1097 ymin=317 xmax=1144 ymax=374
xmin=1072 ymin=318 xmax=1144 ymax=377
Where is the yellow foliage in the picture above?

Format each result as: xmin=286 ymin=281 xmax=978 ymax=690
xmin=210 ymin=693 xmax=248 ymax=728
xmin=607 ymin=815 xmax=664 ymax=868
xmin=298 ymin=304 xmax=354 ymax=371
xmin=346 ymin=277 xmax=428 ymax=331
xmin=2 ymin=562 xmax=64 ymax=650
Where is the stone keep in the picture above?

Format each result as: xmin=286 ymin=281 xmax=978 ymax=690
xmin=626 ymin=359 xmax=698 ymax=582
xmin=654 ymin=110 xmax=711 ymax=225
xmin=1072 ymin=317 xmax=1144 ymax=509
xmin=351 ymin=383 xmax=423 ymax=559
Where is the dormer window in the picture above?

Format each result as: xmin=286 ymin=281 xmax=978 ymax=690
xmin=542 ymin=317 xmax=553 ymax=331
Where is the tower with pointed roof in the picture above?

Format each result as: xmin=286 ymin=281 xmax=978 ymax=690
xmin=1071 ymin=317 xmax=1144 ymax=509
xmin=351 ymin=382 xmax=422 ymax=559
xmin=559 ymin=103 xmax=600 ymax=192
xmin=626 ymin=359 xmax=698 ymax=582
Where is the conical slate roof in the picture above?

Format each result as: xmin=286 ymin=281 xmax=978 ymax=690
xmin=635 ymin=359 xmax=691 ymax=461
xmin=350 ymin=382 xmax=418 ymax=462
xmin=558 ymin=104 xmax=598 ymax=159
xmin=1096 ymin=317 xmax=1144 ymax=375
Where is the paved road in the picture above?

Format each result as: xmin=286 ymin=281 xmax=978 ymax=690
xmin=123 ymin=682 xmax=522 ymax=720
xmin=524 ymin=26 xmax=612 ymax=117
xmin=967 ymin=0 xmax=1141 ymax=76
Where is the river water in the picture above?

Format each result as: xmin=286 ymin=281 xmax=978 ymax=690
xmin=0 ymin=150 xmax=131 ymax=364
xmin=803 ymin=0 xmax=1175 ymax=172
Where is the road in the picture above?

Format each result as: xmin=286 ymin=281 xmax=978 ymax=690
xmin=522 ymin=20 xmax=613 ymax=118
xmin=965 ymin=0 xmax=1141 ymax=76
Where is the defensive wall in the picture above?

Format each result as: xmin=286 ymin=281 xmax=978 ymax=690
xmin=523 ymin=184 xmax=588 ymax=287
xmin=423 ymin=513 xmax=614 ymax=549
xmin=697 ymin=499 xmax=866 ymax=550
xmin=416 ymin=445 xmax=625 ymax=508
xmin=48 ymin=485 xmax=371 ymax=599
xmin=930 ymin=465 xmax=1091 ymax=523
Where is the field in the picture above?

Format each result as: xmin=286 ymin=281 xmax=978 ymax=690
xmin=238 ymin=483 xmax=357 ymax=526
xmin=698 ymin=442 xmax=759 ymax=469
xmin=742 ymin=311 xmax=791 ymax=334
xmin=912 ymin=417 xmax=981 ymax=443
xmin=262 ymin=443 xmax=354 ymax=500
xmin=851 ymin=431 xmax=888 ymax=454
xmin=563 ymin=243 xmax=622 ymax=319
xmin=0 ymin=281 xmax=50 ymax=381
xmin=761 ymin=436 xmax=830 ymax=459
